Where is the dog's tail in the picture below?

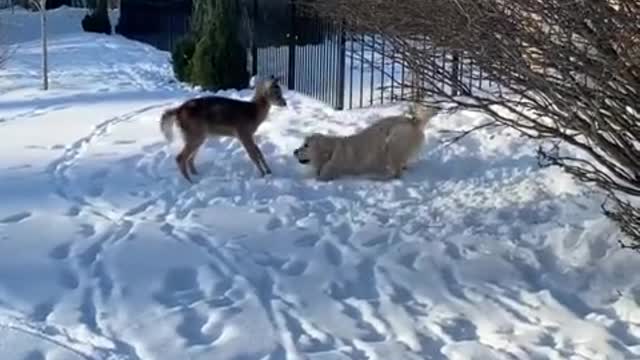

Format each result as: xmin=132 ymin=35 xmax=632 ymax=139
xmin=160 ymin=107 xmax=179 ymax=143
xmin=409 ymin=103 xmax=440 ymax=130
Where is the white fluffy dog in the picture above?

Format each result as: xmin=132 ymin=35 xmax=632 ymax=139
xmin=293 ymin=104 xmax=439 ymax=181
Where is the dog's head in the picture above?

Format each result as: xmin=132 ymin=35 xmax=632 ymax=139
xmin=293 ymin=134 xmax=334 ymax=167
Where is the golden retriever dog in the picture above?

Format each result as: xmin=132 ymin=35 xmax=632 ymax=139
xmin=293 ymin=104 xmax=439 ymax=181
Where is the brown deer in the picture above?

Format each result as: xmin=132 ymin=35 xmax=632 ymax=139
xmin=160 ymin=77 xmax=287 ymax=182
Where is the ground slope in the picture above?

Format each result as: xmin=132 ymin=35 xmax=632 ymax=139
xmin=1 ymin=7 xmax=640 ymax=360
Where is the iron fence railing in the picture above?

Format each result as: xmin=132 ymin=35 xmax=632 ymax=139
xmin=117 ymin=0 xmax=497 ymax=110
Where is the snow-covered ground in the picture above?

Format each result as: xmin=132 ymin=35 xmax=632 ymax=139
xmin=1 ymin=7 xmax=640 ymax=360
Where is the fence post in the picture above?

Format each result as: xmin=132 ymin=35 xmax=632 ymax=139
xmin=287 ymin=0 xmax=296 ymax=90
xmin=251 ymin=0 xmax=258 ymax=76
xmin=451 ymin=51 xmax=460 ymax=96
xmin=336 ymin=22 xmax=346 ymax=110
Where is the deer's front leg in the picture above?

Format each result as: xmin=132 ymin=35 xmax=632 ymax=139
xmin=237 ymin=131 xmax=269 ymax=176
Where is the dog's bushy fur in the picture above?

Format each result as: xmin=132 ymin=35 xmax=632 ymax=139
xmin=293 ymin=104 xmax=439 ymax=181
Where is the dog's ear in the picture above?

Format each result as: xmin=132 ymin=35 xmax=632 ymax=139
xmin=318 ymin=139 xmax=335 ymax=164
xmin=308 ymin=135 xmax=331 ymax=163
xmin=316 ymin=145 xmax=337 ymax=181
xmin=310 ymin=133 xmax=326 ymax=141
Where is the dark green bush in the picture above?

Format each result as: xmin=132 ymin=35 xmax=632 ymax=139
xmin=171 ymin=36 xmax=197 ymax=83
xmin=189 ymin=29 xmax=217 ymax=89
xmin=209 ymin=0 xmax=249 ymax=90
xmin=81 ymin=0 xmax=111 ymax=35
xmin=172 ymin=0 xmax=250 ymax=90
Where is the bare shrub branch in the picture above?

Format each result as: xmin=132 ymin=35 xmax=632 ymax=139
xmin=300 ymin=0 xmax=640 ymax=249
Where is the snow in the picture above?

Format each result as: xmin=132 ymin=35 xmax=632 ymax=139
xmin=1 ymin=6 xmax=640 ymax=360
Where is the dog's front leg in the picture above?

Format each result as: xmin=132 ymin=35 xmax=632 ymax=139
xmin=317 ymin=170 xmax=335 ymax=181
xmin=382 ymin=168 xmax=402 ymax=180
xmin=383 ymin=162 xmax=404 ymax=179
xmin=383 ymin=142 xmax=407 ymax=180
xmin=317 ymin=161 xmax=338 ymax=181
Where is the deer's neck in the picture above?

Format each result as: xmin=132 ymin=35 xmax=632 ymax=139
xmin=253 ymin=96 xmax=271 ymax=125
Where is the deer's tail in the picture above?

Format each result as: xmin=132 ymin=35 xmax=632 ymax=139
xmin=160 ymin=107 xmax=179 ymax=143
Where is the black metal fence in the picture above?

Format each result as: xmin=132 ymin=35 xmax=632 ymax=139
xmin=251 ymin=1 xmax=346 ymax=108
xmin=117 ymin=0 xmax=492 ymax=110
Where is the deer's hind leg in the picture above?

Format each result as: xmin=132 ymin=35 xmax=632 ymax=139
xmin=176 ymin=130 xmax=205 ymax=183
xmin=187 ymin=146 xmax=202 ymax=175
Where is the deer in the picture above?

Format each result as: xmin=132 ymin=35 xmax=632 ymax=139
xmin=160 ymin=77 xmax=287 ymax=182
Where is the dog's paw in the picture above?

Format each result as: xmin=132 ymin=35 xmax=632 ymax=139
xmin=316 ymin=174 xmax=335 ymax=182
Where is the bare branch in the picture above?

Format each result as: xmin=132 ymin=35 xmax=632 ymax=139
xmin=301 ymin=0 xmax=640 ymax=249
xmin=438 ymin=121 xmax=502 ymax=147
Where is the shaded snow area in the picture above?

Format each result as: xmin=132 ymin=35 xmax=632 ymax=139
xmin=2 ymin=7 xmax=640 ymax=360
